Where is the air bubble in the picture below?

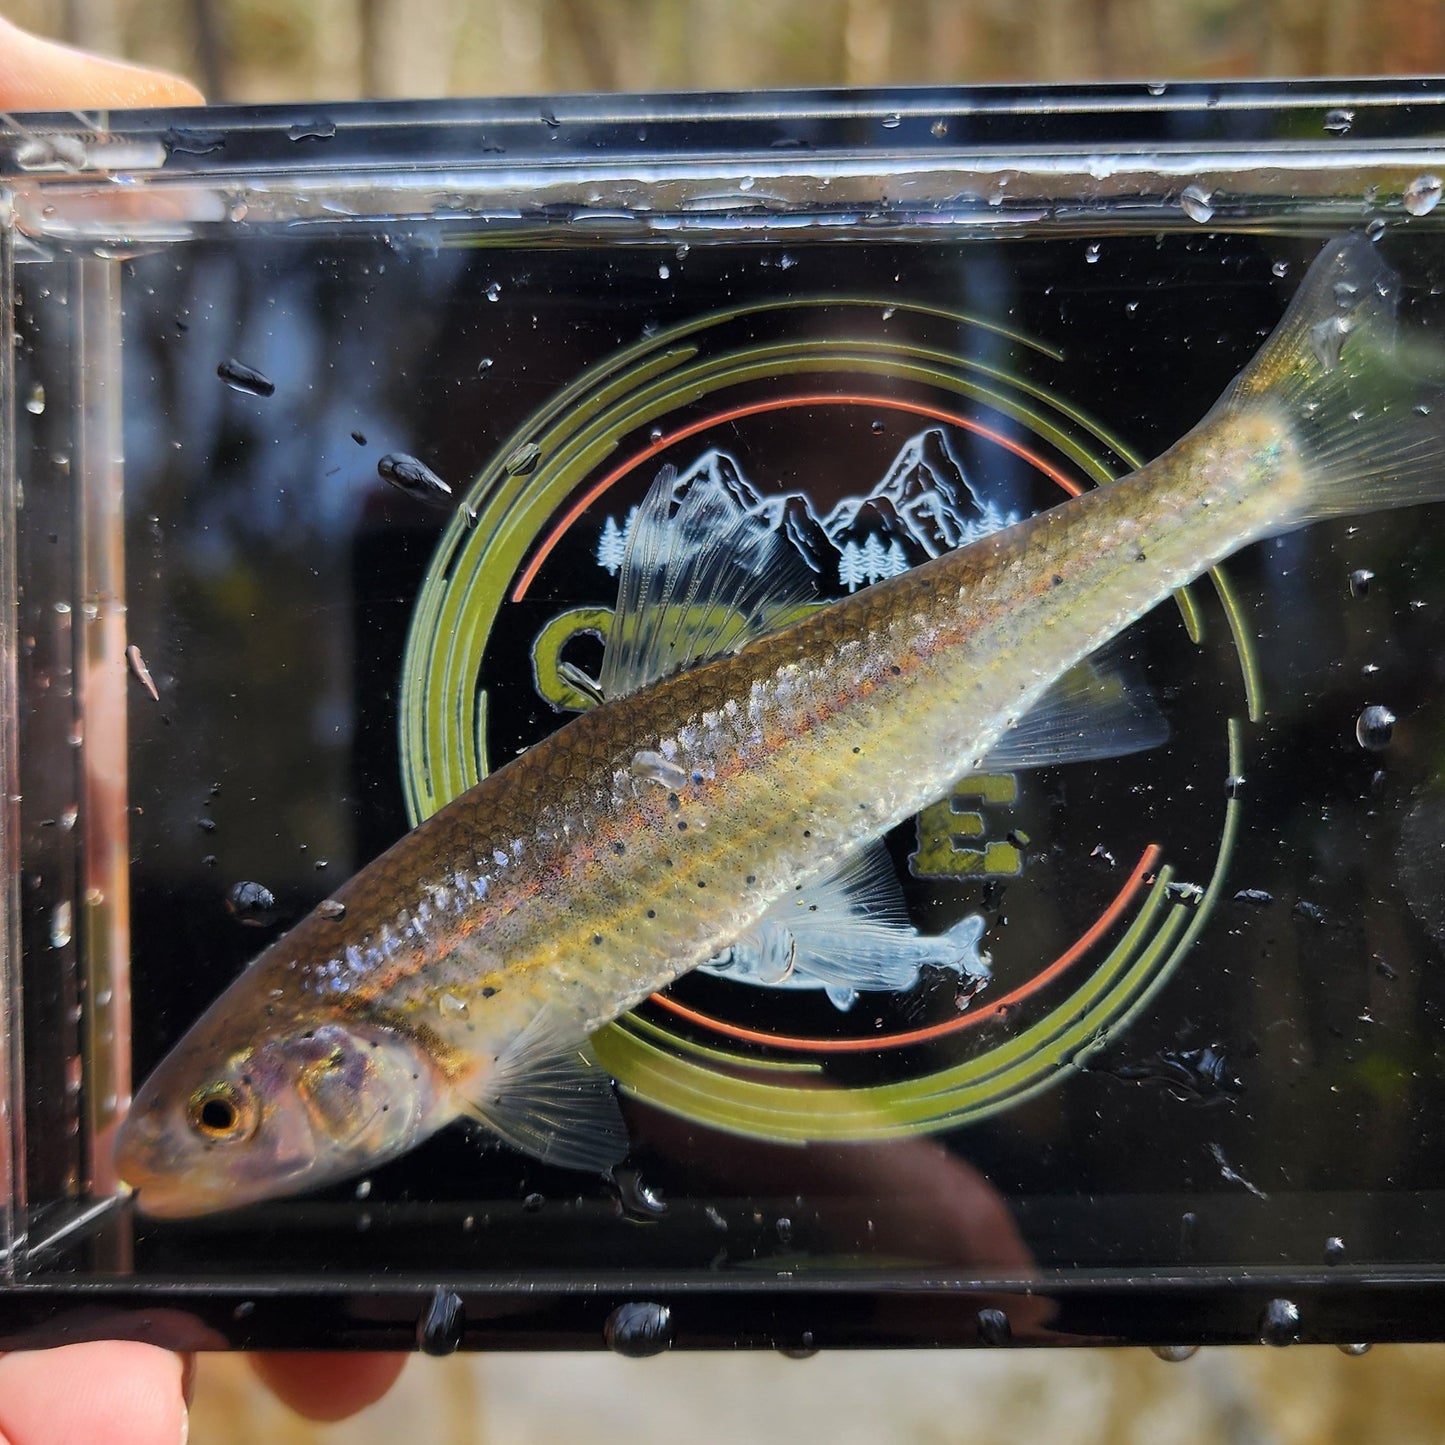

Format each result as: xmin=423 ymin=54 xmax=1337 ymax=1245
xmin=25 ymin=383 xmax=44 ymax=415
xmin=1324 ymin=1234 xmax=1346 ymax=1263
xmin=1404 ymin=174 xmax=1443 ymax=217
xmin=1323 ymin=108 xmax=1354 ymax=135
xmin=975 ymin=1307 xmax=1011 ymax=1346
xmin=485 ymin=281 xmax=502 ymax=302
xmin=930 ymin=119 xmax=948 ymax=138
xmin=49 ymin=900 xmax=71 ymax=949
xmin=1339 ymin=1342 xmax=1372 ymax=1356
xmin=1179 ymin=184 xmax=1214 ymax=223
xmin=1272 ymin=259 xmax=1291 ymax=278
xmin=216 ymin=359 xmax=275 ymax=397
xmin=287 ymin=119 xmax=337 ymax=142
xmin=630 ymin=750 xmax=689 ymax=791
xmin=604 ymin=1301 xmax=673 ymax=1357
xmin=1349 ymin=568 xmax=1374 ymax=598
xmin=1084 ymin=243 xmax=1101 ymax=264
xmin=317 ymin=899 xmax=346 ymax=921
xmin=503 ymin=441 xmax=541 ymax=476
xmin=226 ymin=881 xmax=277 ymax=925
xmin=377 ymin=453 xmax=452 ymax=505
xmin=881 ymin=113 xmax=901 ymax=129
xmin=658 ymin=263 xmax=670 ymax=279
xmin=1355 ymin=704 xmax=1396 ymax=751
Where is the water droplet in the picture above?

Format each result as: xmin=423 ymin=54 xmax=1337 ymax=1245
xmin=604 ymin=1301 xmax=673 ymax=1357
xmin=930 ymin=119 xmax=948 ymax=138
xmin=1366 ymin=217 xmax=1387 ymax=241
xmin=503 ymin=441 xmax=541 ymax=477
xmin=1356 ymin=704 xmax=1396 ymax=751
xmin=416 ymin=1287 xmax=465 ymax=1355
xmin=485 ymin=281 xmax=502 ymax=302
xmin=25 ymin=383 xmax=44 ymax=415
xmin=1349 ymin=568 xmax=1375 ymax=598
xmin=438 ymin=992 xmax=470 ymax=1021
xmin=287 ymin=119 xmax=337 ymax=142
xmin=975 ymin=1307 xmax=1011 ymax=1346
xmin=1151 ymin=1344 xmax=1198 ymax=1362
xmin=1084 ymin=242 xmax=1101 ymax=265
xmin=1324 ymin=1234 xmax=1346 ymax=1263
xmin=377 ymin=453 xmax=452 ymax=505
xmin=49 ymin=900 xmax=71 ymax=949
xmin=216 ymin=359 xmax=275 ymax=397
xmin=1259 ymin=1297 xmax=1300 ymax=1346
xmin=779 ymin=1331 xmax=818 ymax=1359
xmin=881 ymin=113 xmax=901 ymax=129
xmin=1339 ymin=1342 xmax=1372 ymax=1356
xmin=870 ymin=419 xmax=885 ymax=435
xmin=317 ymin=899 xmax=346 ymax=921
xmin=226 ymin=880 xmax=277 ymax=927
xmin=355 ymin=1179 xmax=372 ymax=1200
xmin=1179 ymin=184 xmax=1214 ymax=223
xmin=1147 ymin=81 xmax=1167 ymax=96
xmin=1323 ymin=107 xmax=1354 ymax=135
xmin=1404 ymin=173 xmax=1443 ymax=217
xmin=738 ymin=176 xmax=755 ymax=192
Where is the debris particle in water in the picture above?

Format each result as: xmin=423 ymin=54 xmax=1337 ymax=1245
xmin=350 ymin=430 xmax=366 ymax=446
xmin=1209 ymin=1141 xmax=1267 ymax=1199
xmin=1259 ymin=1298 xmax=1300 ymax=1346
xmin=1179 ymin=184 xmax=1214 ymax=223
xmin=1233 ymin=887 xmax=1274 ymax=908
xmin=1403 ymin=174 xmax=1443 ymax=217
xmin=1084 ymin=242 xmax=1101 ymax=264
xmin=1292 ymin=899 xmax=1329 ymax=926
xmin=377 ymin=452 xmax=452 ymax=504
xmin=216 ymin=358 xmax=275 ymax=397
xmin=226 ymin=880 xmax=277 ymax=926
xmin=1322 ymin=107 xmax=1354 ymax=135
xmin=25 ymin=383 xmax=45 ymax=415
xmin=126 ymin=644 xmax=159 ymax=701
xmin=416 ymin=1287 xmax=465 ymax=1356
xmin=1324 ymin=1234 xmax=1346 ymax=1264
xmin=1355 ymin=703 xmax=1396 ymax=751
xmin=485 ymin=281 xmax=502 ymax=302
xmin=1109 ymin=1045 xmax=1242 ymax=1104
xmin=317 ymin=899 xmax=346 ymax=920
xmin=1349 ymin=568 xmax=1374 ymax=598
xmin=975 ymin=1308 xmax=1011 ymax=1346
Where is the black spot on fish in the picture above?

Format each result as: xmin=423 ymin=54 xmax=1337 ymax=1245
xmin=481 ymin=986 xmax=497 ymax=998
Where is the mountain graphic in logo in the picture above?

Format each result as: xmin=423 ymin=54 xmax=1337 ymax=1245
xmin=595 ymin=428 xmax=1020 ymax=592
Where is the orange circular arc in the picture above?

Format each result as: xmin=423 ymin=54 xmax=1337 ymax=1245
xmin=646 ymin=843 xmax=1163 ymax=1054
xmin=510 ymin=393 xmax=1083 ymax=602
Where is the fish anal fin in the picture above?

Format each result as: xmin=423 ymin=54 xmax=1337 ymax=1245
xmin=977 ymin=644 xmax=1168 ymax=773
xmin=456 ymin=1007 xmax=627 ymax=1173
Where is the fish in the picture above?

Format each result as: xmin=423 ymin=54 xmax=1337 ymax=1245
xmin=115 ymin=235 xmax=1445 ymax=1218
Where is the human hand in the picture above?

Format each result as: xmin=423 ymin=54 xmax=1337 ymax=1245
xmin=0 ymin=15 xmax=407 ymax=1438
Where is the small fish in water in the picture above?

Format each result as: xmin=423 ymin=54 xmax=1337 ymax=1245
xmin=116 ymin=237 xmax=1445 ymax=1217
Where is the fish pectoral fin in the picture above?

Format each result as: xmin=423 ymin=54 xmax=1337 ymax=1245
xmin=597 ymin=462 xmax=816 ymax=700
xmin=457 ymin=1009 xmax=628 ymax=1173
xmin=976 ymin=644 xmax=1168 ymax=773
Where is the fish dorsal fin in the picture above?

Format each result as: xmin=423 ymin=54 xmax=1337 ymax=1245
xmin=597 ymin=465 xmax=815 ymax=700
xmin=454 ymin=1006 xmax=627 ymax=1172
xmin=703 ymin=844 xmax=990 ymax=1006
xmin=976 ymin=643 xmax=1168 ymax=773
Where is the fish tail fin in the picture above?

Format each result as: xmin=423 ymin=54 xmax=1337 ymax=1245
xmin=1221 ymin=235 xmax=1445 ymax=525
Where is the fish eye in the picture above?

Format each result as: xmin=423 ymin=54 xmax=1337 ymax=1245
xmin=187 ymin=1082 xmax=258 ymax=1143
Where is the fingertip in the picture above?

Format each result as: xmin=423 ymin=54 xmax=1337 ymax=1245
xmin=251 ymin=1351 xmax=408 ymax=1423
xmin=0 ymin=1341 xmax=187 ymax=1445
xmin=0 ymin=17 xmax=204 ymax=110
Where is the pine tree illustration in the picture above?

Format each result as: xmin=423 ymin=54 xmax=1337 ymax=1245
xmin=860 ymin=533 xmax=888 ymax=585
xmin=838 ymin=539 xmax=865 ymax=592
xmin=885 ymin=538 xmax=910 ymax=577
xmin=596 ymin=514 xmax=627 ymax=574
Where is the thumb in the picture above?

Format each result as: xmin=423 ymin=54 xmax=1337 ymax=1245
xmin=0 ymin=16 xmax=204 ymax=109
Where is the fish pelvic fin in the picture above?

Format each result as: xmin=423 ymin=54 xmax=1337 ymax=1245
xmin=457 ymin=1007 xmax=627 ymax=1172
xmin=1220 ymin=234 xmax=1445 ymax=526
